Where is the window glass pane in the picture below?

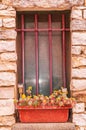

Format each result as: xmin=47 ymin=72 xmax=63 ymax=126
xmin=38 ymin=14 xmax=49 ymax=95
xmin=39 ymin=32 xmax=50 ymax=95
xmin=38 ymin=14 xmax=48 ymax=29
xmin=52 ymin=14 xmax=61 ymax=29
xmin=52 ymin=31 xmax=63 ymax=90
xmin=25 ymin=14 xmax=34 ymax=29
xmin=24 ymin=32 xmax=36 ymax=94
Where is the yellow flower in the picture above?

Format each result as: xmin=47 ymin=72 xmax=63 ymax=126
xmin=28 ymin=86 xmax=32 ymax=90
xmin=45 ymin=96 xmax=49 ymax=99
xmin=33 ymin=95 xmax=39 ymax=100
xmin=27 ymin=96 xmax=31 ymax=99
xmin=54 ymin=90 xmax=57 ymax=93
xmin=21 ymin=94 xmax=26 ymax=99
xmin=14 ymin=99 xmax=18 ymax=103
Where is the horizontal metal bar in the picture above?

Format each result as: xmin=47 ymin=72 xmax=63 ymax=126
xmin=16 ymin=28 xmax=70 ymax=32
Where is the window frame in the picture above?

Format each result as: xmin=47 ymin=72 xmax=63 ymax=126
xmin=16 ymin=11 xmax=70 ymax=95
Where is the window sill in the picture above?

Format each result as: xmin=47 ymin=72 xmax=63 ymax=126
xmin=12 ymin=122 xmax=75 ymax=130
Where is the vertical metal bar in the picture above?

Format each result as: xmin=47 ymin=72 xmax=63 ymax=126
xmin=62 ymin=14 xmax=66 ymax=88
xmin=48 ymin=14 xmax=53 ymax=94
xmin=21 ymin=15 xmax=25 ymax=87
xmin=35 ymin=14 xmax=39 ymax=95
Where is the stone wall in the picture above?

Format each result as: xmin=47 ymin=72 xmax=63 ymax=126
xmin=0 ymin=0 xmax=86 ymax=130
xmin=0 ymin=3 xmax=16 ymax=130
xmin=71 ymin=6 xmax=86 ymax=130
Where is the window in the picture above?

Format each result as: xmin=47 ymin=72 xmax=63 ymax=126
xmin=16 ymin=11 xmax=70 ymax=96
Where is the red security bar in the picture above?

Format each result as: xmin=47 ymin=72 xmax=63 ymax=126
xmin=62 ymin=14 xmax=66 ymax=88
xmin=21 ymin=15 xmax=25 ymax=86
xmin=16 ymin=28 xmax=69 ymax=32
xmin=35 ymin=14 xmax=39 ymax=95
xmin=48 ymin=14 xmax=53 ymax=94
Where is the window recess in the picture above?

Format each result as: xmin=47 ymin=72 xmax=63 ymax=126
xmin=16 ymin=11 xmax=70 ymax=96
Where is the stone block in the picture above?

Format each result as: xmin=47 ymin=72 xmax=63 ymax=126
xmin=71 ymin=79 xmax=86 ymax=91
xmin=72 ymin=46 xmax=82 ymax=55
xmin=69 ymin=0 xmax=84 ymax=5
xmin=0 ymin=9 xmax=16 ymax=17
xmin=7 ymin=6 xmax=15 ymax=11
xmin=72 ymin=56 xmax=86 ymax=67
xmin=72 ymin=46 xmax=86 ymax=55
xmin=76 ymin=126 xmax=86 ymax=130
xmin=79 ymin=127 xmax=86 ymax=130
xmin=72 ymin=32 xmax=86 ymax=45
xmin=0 ymin=19 xmax=2 ymax=27
xmin=0 ymin=72 xmax=16 ymax=86
xmin=11 ymin=0 xmax=84 ymax=9
xmin=0 ymin=53 xmax=17 ymax=61
xmin=85 ymin=0 xmax=86 ymax=7
xmin=71 ymin=19 xmax=86 ymax=30
xmin=72 ymin=90 xmax=86 ymax=96
xmin=12 ymin=123 xmax=75 ymax=130
xmin=0 ymin=30 xmax=17 ymax=40
xmin=0 ymin=87 xmax=14 ymax=98
xmin=0 ymin=4 xmax=7 ymax=10
xmin=72 ymin=68 xmax=86 ymax=78
xmin=81 ymin=46 xmax=86 ymax=55
xmin=0 ymin=99 xmax=15 ymax=116
xmin=73 ymin=103 xmax=85 ymax=113
xmin=83 ymin=10 xmax=86 ymax=19
xmin=2 ymin=0 xmax=13 ymax=5
xmin=3 ymin=18 xmax=16 ymax=28
xmin=72 ymin=90 xmax=86 ymax=103
xmin=72 ymin=6 xmax=86 ymax=10
xmin=75 ymin=94 xmax=86 ymax=103
xmin=0 ymin=40 xmax=16 ymax=52
xmin=84 ymin=49 xmax=86 ymax=55
xmin=0 ymin=115 xmax=15 ymax=126
xmin=71 ymin=9 xmax=82 ymax=19
xmin=0 ymin=62 xmax=17 ymax=72
xmin=0 ymin=127 xmax=11 ymax=130
xmin=73 ymin=114 xmax=86 ymax=126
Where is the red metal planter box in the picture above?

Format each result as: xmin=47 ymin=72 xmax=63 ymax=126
xmin=16 ymin=106 xmax=71 ymax=123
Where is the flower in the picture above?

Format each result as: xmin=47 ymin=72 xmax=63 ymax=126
xmin=15 ymin=87 xmax=76 ymax=108
xmin=26 ymin=86 xmax=32 ymax=95
xmin=21 ymin=94 xmax=26 ymax=99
